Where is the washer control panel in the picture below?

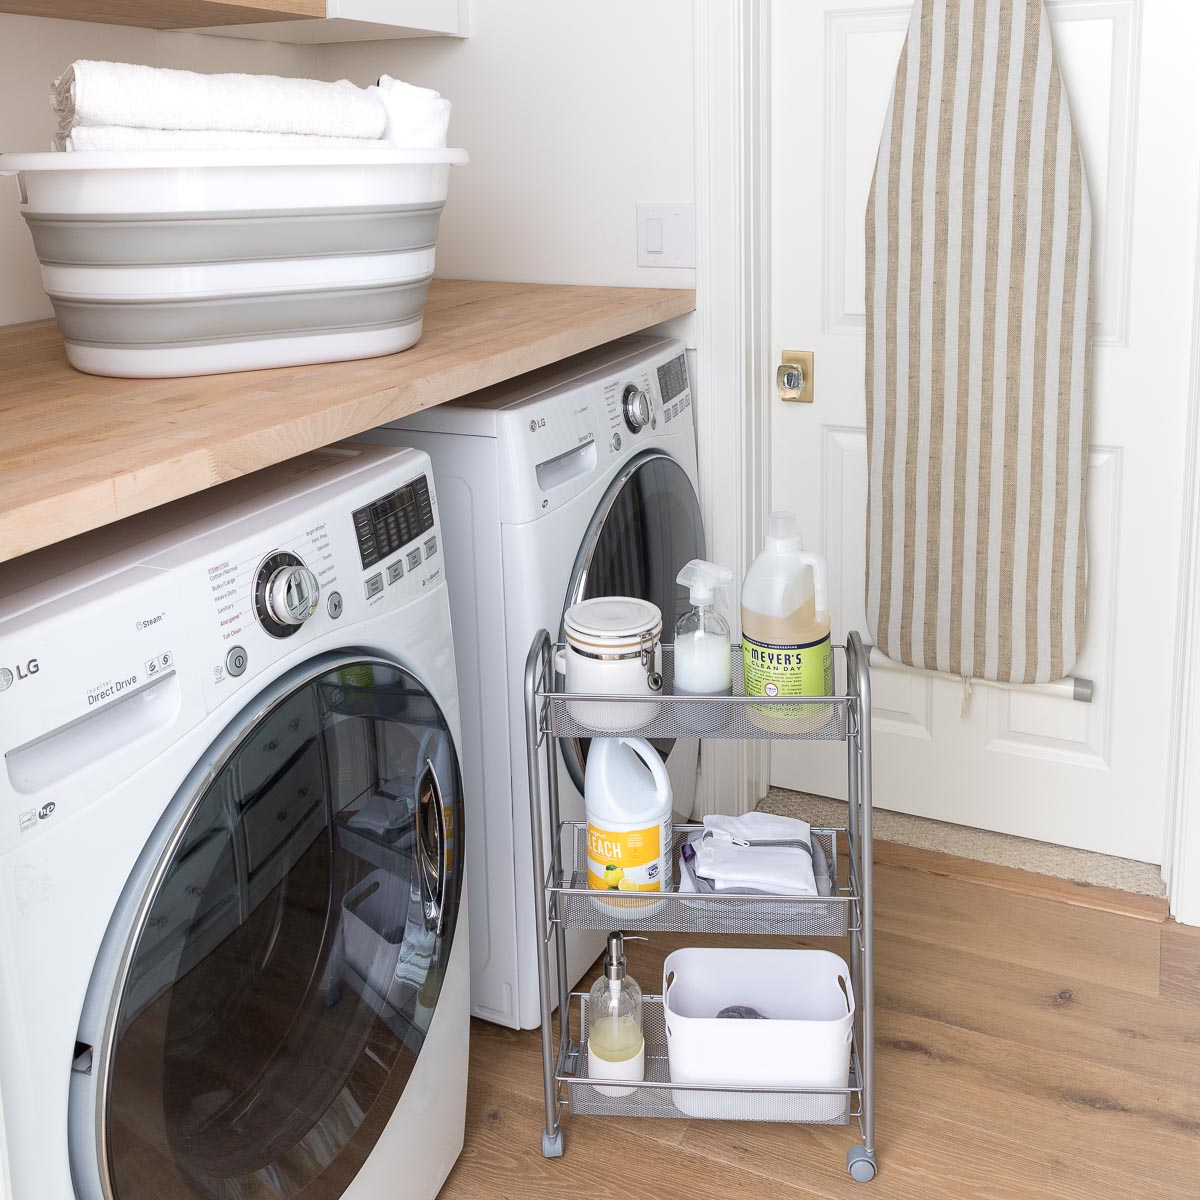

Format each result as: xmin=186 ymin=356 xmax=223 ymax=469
xmin=352 ymin=474 xmax=435 ymax=569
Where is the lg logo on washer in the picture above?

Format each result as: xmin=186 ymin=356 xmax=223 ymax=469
xmin=0 ymin=659 xmax=39 ymax=692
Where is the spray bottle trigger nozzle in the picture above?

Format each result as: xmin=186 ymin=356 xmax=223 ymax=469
xmin=676 ymin=559 xmax=735 ymax=609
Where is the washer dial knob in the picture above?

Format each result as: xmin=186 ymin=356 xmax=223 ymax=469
xmin=254 ymin=551 xmax=319 ymax=638
xmin=267 ymin=565 xmax=319 ymax=626
xmin=622 ymin=384 xmax=652 ymax=433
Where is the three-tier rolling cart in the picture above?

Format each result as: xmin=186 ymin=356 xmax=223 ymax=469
xmin=523 ymin=629 xmax=878 ymax=1183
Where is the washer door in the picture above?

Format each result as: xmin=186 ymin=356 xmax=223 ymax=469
xmin=560 ymin=451 xmax=706 ymax=792
xmin=78 ymin=656 xmax=464 ymax=1200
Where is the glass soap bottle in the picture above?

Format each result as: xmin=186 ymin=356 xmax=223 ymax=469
xmin=587 ymin=932 xmax=645 ymax=1097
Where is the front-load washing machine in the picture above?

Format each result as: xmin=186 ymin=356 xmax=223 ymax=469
xmin=367 ymin=335 xmax=705 ymax=1030
xmin=0 ymin=443 xmax=467 ymax=1200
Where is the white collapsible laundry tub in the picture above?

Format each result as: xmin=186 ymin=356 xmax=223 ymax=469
xmin=0 ymin=147 xmax=468 ymax=378
xmin=662 ymin=946 xmax=855 ymax=1121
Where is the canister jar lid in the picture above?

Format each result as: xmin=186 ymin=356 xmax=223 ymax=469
xmin=564 ymin=597 xmax=662 ymax=648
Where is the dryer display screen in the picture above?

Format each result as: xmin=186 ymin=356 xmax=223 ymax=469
xmin=352 ymin=475 xmax=434 ymax=568
xmin=657 ymin=353 xmax=689 ymax=403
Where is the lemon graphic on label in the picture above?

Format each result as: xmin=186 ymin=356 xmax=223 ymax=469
xmin=603 ymin=864 xmax=624 ymax=890
xmin=616 ymin=877 xmax=638 ymax=892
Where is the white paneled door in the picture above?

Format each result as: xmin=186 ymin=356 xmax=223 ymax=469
xmin=769 ymin=0 xmax=1200 ymax=861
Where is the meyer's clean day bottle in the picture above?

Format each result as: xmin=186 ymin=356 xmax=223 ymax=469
xmin=740 ymin=511 xmax=833 ymax=733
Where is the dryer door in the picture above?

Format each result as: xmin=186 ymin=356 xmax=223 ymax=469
xmin=73 ymin=655 xmax=464 ymax=1200
xmin=560 ymin=451 xmax=706 ymax=794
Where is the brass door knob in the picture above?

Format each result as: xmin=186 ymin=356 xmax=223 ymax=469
xmin=777 ymin=351 xmax=815 ymax=402
xmin=777 ymin=363 xmax=804 ymax=394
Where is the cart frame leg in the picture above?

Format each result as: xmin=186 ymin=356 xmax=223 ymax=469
xmin=848 ymin=632 xmax=876 ymax=1174
xmin=525 ymin=632 xmax=562 ymax=1156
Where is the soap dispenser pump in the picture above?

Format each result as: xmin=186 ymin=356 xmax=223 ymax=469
xmin=587 ymin=932 xmax=646 ymax=1097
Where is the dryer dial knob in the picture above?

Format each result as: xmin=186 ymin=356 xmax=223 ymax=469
xmin=266 ymin=565 xmax=320 ymax=627
xmin=622 ymin=384 xmax=652 ymax=432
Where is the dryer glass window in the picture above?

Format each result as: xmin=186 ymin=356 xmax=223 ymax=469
xmin=98 ymin=660 xmax=464 ymax=1200
xmin=563 ymin=452 xmax=705 ymax=788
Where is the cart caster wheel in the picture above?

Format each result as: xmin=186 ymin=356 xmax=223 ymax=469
xmin=541 ymin=1129 xmax=564 ymax=1159
xmin=847 ymin=1146 xmax=877 ymax=1182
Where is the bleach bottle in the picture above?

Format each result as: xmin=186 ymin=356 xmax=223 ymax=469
xmin=584 ymin=737 xmax=673 ymax=915
xmin=740 ymin=511 xmax=833 ymax=732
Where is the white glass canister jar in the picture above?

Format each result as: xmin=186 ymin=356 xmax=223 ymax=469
xmin=560 ymin=597 xmax=664 ymax=731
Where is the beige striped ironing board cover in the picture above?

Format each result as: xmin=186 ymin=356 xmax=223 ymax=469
xmin=865 ymin=0 xmax=1093 ymax=684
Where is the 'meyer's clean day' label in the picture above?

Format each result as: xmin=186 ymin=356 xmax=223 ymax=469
xmin=742 ymin=632 xmax=834 ymax=716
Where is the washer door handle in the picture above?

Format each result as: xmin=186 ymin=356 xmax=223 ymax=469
xmin=416 ymin=761 xmax=448 ymax=937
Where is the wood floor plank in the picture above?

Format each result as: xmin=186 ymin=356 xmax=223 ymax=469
xmin=678 ymin=1096 xmax=1141 ymax=1200
xmin=1160 ymin=920 xmax=1200 ymax=1006
xmin=873 ymin=931 xmax=1200 ymax=1087
xmin=872 ymin=863 xmax=1163 ymax=997
xmin=874 ymin=840 xmax=1168 ymax=923
xmin=872 ymin=1009 xmax=1200 ymax=1194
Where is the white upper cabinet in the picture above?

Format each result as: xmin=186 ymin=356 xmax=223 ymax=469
xmin=198 ymin=0 xmax=468 ymax=42
xmin=0 ymin=0 xmax=467 ymax=42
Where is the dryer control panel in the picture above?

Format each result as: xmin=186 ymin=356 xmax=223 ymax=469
xmin=491 ymin=337 xmax=695 ymax=525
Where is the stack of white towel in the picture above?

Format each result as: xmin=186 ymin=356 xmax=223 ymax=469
xmin=51 ymin=60 xmax=451 ymax=152
xmin=680 ymin=811 xmax=833 ymax=897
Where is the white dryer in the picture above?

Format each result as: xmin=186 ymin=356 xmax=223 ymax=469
xmin=369 ymin=336 xmax=705 ymax=1030
xmin=0 ymin=444 xmax=468 ymax=1200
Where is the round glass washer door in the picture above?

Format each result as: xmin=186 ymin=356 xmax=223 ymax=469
xmin=560 ymin=451 xmax=706 ymax=792
xmin=77 ymin=656 xmax=464 ymax=1200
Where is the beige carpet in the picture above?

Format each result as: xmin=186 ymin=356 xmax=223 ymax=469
xmin=760 ymin=788 xmax=1166 ymax=898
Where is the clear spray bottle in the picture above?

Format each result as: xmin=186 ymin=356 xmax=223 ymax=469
xmin=674 ymin=559 xmax=735 ymax=697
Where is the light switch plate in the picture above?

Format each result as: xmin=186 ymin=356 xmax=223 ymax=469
xmin=636 ymin=204 xmax=696 ymax=268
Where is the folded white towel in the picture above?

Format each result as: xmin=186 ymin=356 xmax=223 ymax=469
xmin=57 ymin=126 xmax=389 ymax=152
xmin=703 ymin=811 xmax=815 ymax=843
xmin=346 ymin=792 xmax=412 ymax=841
xmin=371 ymin=75 xmax=451 ymax=149
xmin=696 ymin=811 xmax=819 ymax=896
xmin=52 ymin=60 xmax=387 ymax=143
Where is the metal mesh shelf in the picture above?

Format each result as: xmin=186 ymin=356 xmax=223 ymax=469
xmin=539 ymin=643 xmax=850 ymax=742
xmin=559 ymin=993 xmax=856 ymax=1125
xmin=550 ymin=822 xmax=854 ymax=937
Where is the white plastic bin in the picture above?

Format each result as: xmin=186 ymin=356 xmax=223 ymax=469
xmin=662 ymin=946 xmax=854 ymax=1120
xmin=339 ymin=869 xmax=409 ymax=996
xmin=0 ymin=147 xmax=467 ymax=378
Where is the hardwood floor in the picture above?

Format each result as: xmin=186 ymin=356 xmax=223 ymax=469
xmin=439 ymin=845 xmax=1199 ymax=1200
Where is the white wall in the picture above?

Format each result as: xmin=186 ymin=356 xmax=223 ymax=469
xmin=318 ymin=0 xmax=695 ymax=289
xmin=0 ymin=5 xmax=695 ymax=324
xmin=0 ymin=15 xmax=316 ymax=325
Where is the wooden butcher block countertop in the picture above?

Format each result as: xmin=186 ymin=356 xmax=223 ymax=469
xmin=0 ymin=278 xmax=696 ymax=564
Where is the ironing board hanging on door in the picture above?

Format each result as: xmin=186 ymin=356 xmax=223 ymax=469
xmin=865 ymin=0 xmax=1093 ymax=684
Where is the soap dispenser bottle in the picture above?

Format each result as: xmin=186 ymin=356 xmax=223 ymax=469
xmin=587 ymin=932 xmax=645 ymax=1097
